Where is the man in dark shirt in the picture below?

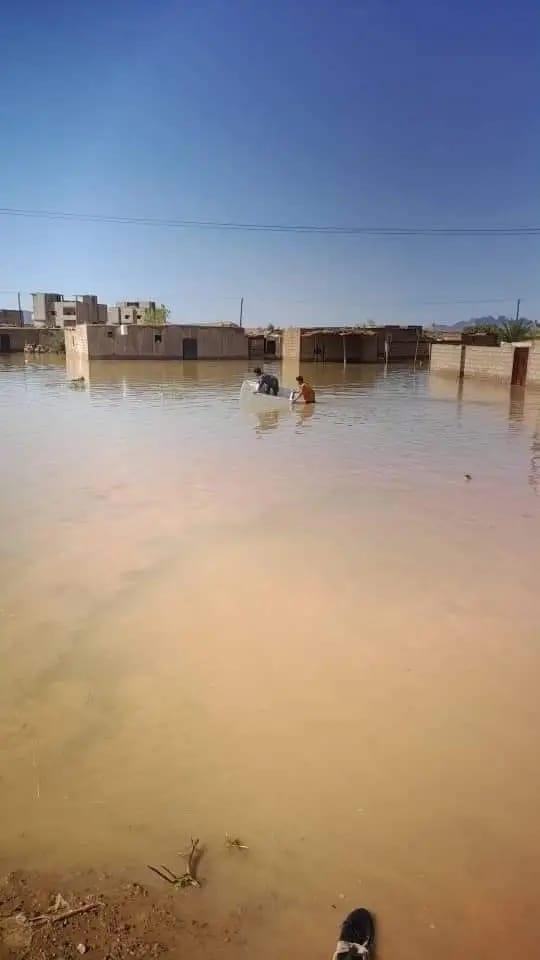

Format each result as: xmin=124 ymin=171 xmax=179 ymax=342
xmin=254 ymin=367 xmax=279 ymax=396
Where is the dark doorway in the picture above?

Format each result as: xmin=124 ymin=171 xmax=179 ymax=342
xmin=511 ymin=346 xmax=529 ymax=387
xmin=182 ymin=337 xmax=198 ymax=360
xmin=0 ymin=334 xmax=10 ymax=353
xmin=265 ymin=339 xmax=276 ymax=357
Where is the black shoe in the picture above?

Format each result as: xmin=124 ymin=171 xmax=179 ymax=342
xmin=332 ymin=908 xmax=375 ymax=959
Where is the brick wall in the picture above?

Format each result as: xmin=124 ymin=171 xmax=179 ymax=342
xmin=430 ymin=343 xmax=463 ymax=373
xmin=282 ymin=328 xmax=301 ymax=360
xmin=431 ymin=341 xmax=540 ymax=386
xmin=527 ymin=343 xmax=540 ymax=384
xmin=464 ymin=344 xmax=515 ymax=382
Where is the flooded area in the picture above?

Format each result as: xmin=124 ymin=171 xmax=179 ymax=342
xmin=1 ymin=356 xmax=539 ymax=959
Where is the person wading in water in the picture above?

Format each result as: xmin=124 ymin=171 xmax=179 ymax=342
xmin=254 ymin=367 xmax=279 ymax=396
xmin=292 ymin=375 xmax=315 ymax=404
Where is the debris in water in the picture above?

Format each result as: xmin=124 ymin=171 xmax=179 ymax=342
xmin=29 ymin=902 xmax=103 ymax=925
xmin=465 ymin=474 xmax=472 ymax=480
xmin=148 ymin=837 xmax=203 ymax=889
xmin=51 ymin=893 xmax=70 ymax=912
xmin=225 ymin=834 xmax=249 ymax=851
xmin=77 ymin=943 xmax=87 ymax=954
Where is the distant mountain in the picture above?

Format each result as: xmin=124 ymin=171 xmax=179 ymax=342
xmin=435 ymin=315 xmax=530 ymax=332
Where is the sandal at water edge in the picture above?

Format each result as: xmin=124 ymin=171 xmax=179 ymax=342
xmin=332 ymin=908 xmax=375 ymax=959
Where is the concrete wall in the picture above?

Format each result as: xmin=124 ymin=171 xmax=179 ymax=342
xmin=376 ymin=327 xmax=429 ymax=361
xmin=344 ymin=334 xmax=378 ymax=362
xmin=430 ymin=343 xmax=463 ymax=374
xmin=283 ymin=326 xmax=427 ymax=363
xmin=0 ymin=309 xmax=23 ymax=327
xmin=0 ymin=327 xmax=65 ymax=352
xmin=282 ymin=327 xmax=301 ymax=360
xmin=463 ymin=343 xmax=515 ymax=381
xmin=527 ymin=343 xmax=540 ymax=384
xmin=303 ymin=332 xmax=344 ymax=362
xmin=430 ymin=341 xmax=540 ymax=386
xmin=65 ymin=324 xmax=248 ymax=360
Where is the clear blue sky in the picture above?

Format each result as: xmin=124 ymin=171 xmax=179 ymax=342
xmin=1 ymin=0 xmax=539 ymax=327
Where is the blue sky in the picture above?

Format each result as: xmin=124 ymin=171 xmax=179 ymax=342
xmin=1 ymin=0 xmax=539 ymax=326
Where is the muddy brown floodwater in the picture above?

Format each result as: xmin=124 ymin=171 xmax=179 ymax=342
xmin=1 ymin=356 xmax=539 ymax=959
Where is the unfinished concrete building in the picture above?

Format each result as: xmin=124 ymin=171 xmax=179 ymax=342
xmin=32 ymin=293 xmax=107 ymax=328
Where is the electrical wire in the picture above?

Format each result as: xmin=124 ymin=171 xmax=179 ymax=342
xmin=1 ymin=207 xmax=539 ymax=236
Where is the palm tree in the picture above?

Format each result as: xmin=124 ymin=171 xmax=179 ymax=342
xmin=499 ymin=318 xmax=533 ymax=342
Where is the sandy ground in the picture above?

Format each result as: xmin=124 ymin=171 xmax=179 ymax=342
xmin=0 ymin=869 xmax=250 ymax=960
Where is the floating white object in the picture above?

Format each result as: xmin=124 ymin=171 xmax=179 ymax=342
xmin=239 ymin=379 xmax=294 ymax=411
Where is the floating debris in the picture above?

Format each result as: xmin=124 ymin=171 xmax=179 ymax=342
xmin=148 ymin=837 xmax=203 ymax=889
xmin=225 ymin=834 xmax=249 ymax=851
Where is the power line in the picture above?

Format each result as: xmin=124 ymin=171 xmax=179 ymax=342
xmin=1 ymin=206 xmax=540 ymax=236
xmin=417 ymin=297 xmax=519 ymax=305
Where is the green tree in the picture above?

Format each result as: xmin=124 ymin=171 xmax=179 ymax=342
xmin=143 ymin=303 xmax=170 ymax=325
xmin=499 ymin=317 xmax=533 ymax=342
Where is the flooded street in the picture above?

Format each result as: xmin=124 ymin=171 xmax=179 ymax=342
xmin=1 ymin=356 xmax=539 ymax=959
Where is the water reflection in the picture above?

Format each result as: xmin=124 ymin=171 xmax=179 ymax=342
xmin=530 ymin=413 xmax=540 ymax=493
xmin=254 ymin=410 xmax=281 ymax=434
xmin=508 ymin=385 xmax=526 ymax=423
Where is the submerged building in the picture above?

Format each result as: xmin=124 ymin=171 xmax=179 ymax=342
xmin=65 ymin=323 xmax=248 ymax=360
xmin=282 ymin=325 xmax=429 ymax=364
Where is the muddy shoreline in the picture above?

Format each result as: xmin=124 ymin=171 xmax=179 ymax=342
xmin=0 ymin=869 xmax=249 ymax=959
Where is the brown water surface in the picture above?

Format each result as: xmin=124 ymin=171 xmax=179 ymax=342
xmin=1 ymin=356 xmax=539 ymax=958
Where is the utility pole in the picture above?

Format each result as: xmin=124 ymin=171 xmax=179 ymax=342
xmin=515 ymin=298 xmax=521 ymax=324
xmin=239 ymin=296 xmax=244 ymax=328
xmin=17 ymin=291 xmax=23 ymax=327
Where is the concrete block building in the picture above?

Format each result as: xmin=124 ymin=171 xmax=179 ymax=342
xmin=65 ymin=323 xmax=248 ymax=360
xmin=107 ymin=301 xmax=158 ymax=325
xmin=32 ymin=293 xmax=107 ymax=328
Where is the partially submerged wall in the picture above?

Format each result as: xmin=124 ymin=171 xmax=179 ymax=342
xmin=430 ymin=341 xmax=540 ymax=386
xmin=526 ymin=344 xmax=540 ymax=384
xmin=0 ymin=327 xmax=65 ymax=353
xmin=283 ymin=326 xmax=428 ymax=363
xmin=464 ymin=344 xmax=515 ymax=381
xmin=65 ymin=324 xmax=248 ymax=360
xmin=282 ymin=328 xmax=301 ymax=361
xmin=430 ymin=344 xmax=463 ymax=375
